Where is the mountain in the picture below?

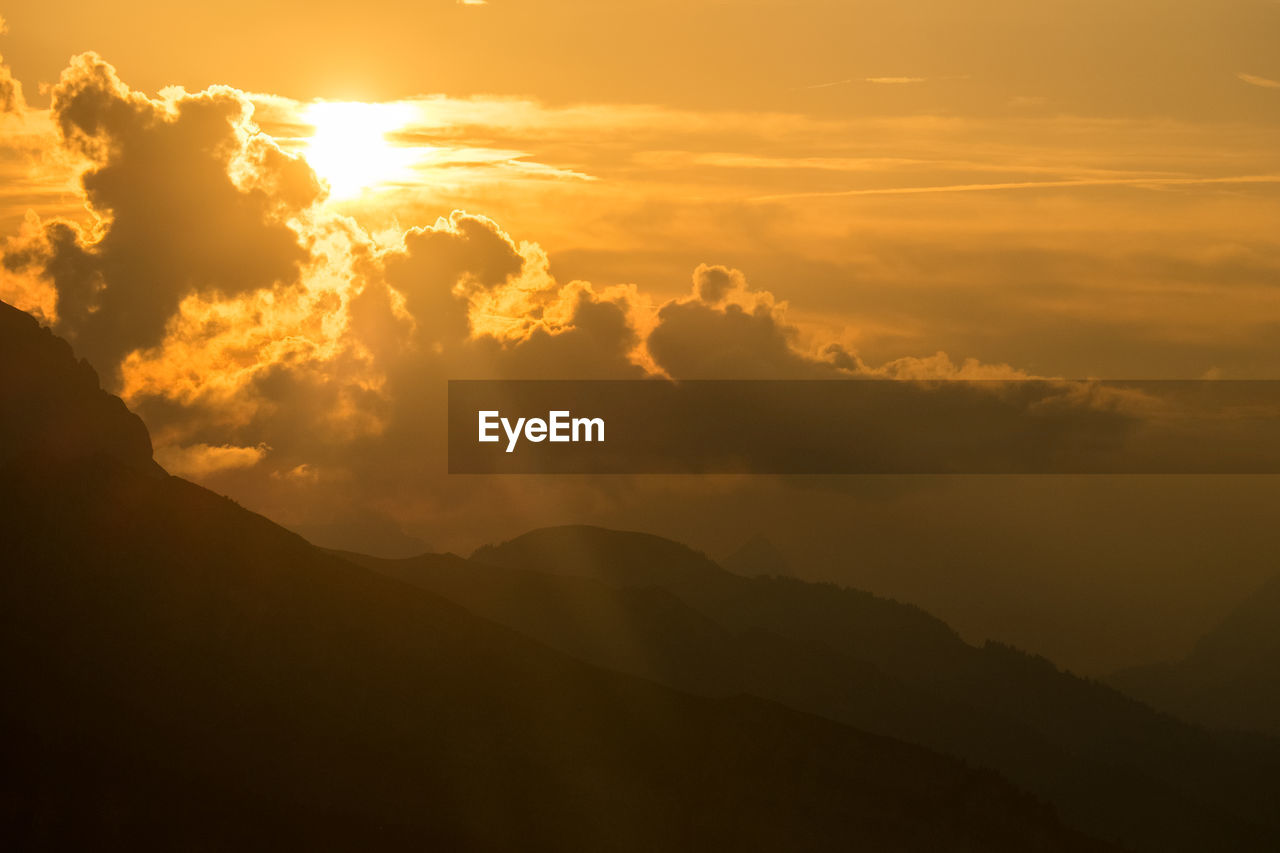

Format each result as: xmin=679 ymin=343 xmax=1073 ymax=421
xmin=289 ymin=510 xmax=433 ymax=559
xmin=0 ymin=301 xmax=1111 ymax=849
xmin=1112 ymin=571 xmax=1280 ymax=737
xmin=337 ymin=524 xmax=1280 ymax=852
xmin=0 ymin=303 xmax=164 ymax=479
xmin=471 ymin=525 xmax=727 ymax=587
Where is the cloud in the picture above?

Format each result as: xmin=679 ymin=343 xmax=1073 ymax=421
xmin=1008 ymin=95 xmax=1047 ymax=108
xmin=797 ymin=77 xmax=928 ymax=91
xmin=691 ymin=264 xmax=744 ymax=305
xmin=1237 ymin=72 xmax=1280 ymax=90
xmin=154 ymin=442 xmax=269 ymax=477
xmin=647 ymin=265 xmax=854 ymax=379
xmin=869 ymin=351 xmax=1031 ymax=381
xmin=3 ymin=53 xmax=320 ymax=374
xmin=383 ymin=211 xmax=525 ymax=345
xmin=4 ymin=219 xmax=99 ymax=328
xmin=2 ymin=215 xmax=62 ymax=323
xmin=485 ymin=282 xmax=648 ymax=379
xmin=0 ymin=63 xmax=21 ymax=114
xmin=0 ymin=17 xmax=22 ymax=115
xmin=750 ymin=175 xmax=1280 ymax=202
xmin=797 ymin=79 xmax=854 ymax=90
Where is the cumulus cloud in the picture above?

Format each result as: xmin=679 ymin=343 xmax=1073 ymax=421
xmin=4 ymin=53 xmax=319 ymax=373
xmin=691 ymin=264 xmax=743 ymax=305
xmin=381 ymin=211 xmax=525 ymax=346
xmin=486 ymin=282 xmax=648 ymax=379
xmin=647 ymin=264 xmax=854 ymax=379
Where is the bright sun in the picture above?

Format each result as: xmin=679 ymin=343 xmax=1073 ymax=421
xmin=302 ymin=102 xmax=418 ymax=199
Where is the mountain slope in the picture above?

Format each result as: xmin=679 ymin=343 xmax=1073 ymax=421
xmin=0 ymin=302 xmax=1106 ymax=850
xmin=0 ymin=302 xmax=163 ymax=478
xmin=429 ymin=524 xmax=1280 ymax=852
xmin=1112 ymin=571 xmax=1280 ymax=737
xmin=722 ymin=533 xmax=793 ymax=577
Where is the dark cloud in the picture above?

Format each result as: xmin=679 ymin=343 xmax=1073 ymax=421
xmin=648 ymin=264 xmax=850 ymax=379
xmin=0 ymin=17 xmax=19 ymax=115
xmin=0 ymin=61 xmax=20 ymax=114
xmin=691 ymin=263 xmax=743 ymax=305
xmin=373 ymin=210 xmax=647 ymax=379
xmin=488 ymin=286 xmax=647 ymax=379
xmin=3 ymin=53 xmax=319 ymax=375
xmin=3 ymin=221 xmax=100 ymax=330
xmin=382 ymin=211 xmax=524 ymax=345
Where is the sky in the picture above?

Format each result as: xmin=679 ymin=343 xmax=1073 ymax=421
xmin=0 ymin=2 xmax=1278 ymax=673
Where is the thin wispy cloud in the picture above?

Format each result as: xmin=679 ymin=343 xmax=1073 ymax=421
xmin=751 ymin=174 xmax=1280 ymax=202
xmin=1237 ymin=72 xmax=1280 ymax=89
xmin=796 ymin=76 xmax=928 ymax=90
xmin=798 ymin=79 xmax=854 ymax=90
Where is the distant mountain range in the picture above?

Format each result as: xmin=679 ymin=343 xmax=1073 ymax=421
xmin=1112 ymin=570 xmax=1280 ymax=737
xmin=344 ymin=525 xmax=1280 ymax=852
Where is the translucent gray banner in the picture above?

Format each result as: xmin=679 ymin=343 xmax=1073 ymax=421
xmin=448 ymin=380 xmax=1280 ymax=474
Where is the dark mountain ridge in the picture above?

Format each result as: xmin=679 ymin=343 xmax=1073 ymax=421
xmin=334 ymin=524 xmax=1280 ymax=852
xmin=0 ymin=302 xmax=163 ymax=478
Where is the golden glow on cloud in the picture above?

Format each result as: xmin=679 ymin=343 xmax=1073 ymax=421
xmin=1237 ymin=72 xmax=1280 ymax=90
xmin=153 ymin=441 xmax=269 ymax=477
xmin=302 ymin=101 xmax=420 ymax=199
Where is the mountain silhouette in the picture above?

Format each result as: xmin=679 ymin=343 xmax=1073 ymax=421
xmin=471 ymin=525 xmax=727 ymax=587
xmin=1112 ymin=570 xmax=1280 ymax=737
xmin=333 ymin=524 xmax=1280 ymax=852
xmin=0 ymin=303 xmax=164 ymax=478
xmin=0 ymin=301 xmax=1113 ymax=850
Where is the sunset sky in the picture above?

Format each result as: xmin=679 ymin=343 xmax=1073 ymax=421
xmin=1 ymin=1 xmax=1278 ymax=672
xmin=3 ymin=1 xmax=1278 ymax=378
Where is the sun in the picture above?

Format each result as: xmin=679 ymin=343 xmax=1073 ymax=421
xmin=301 ymin=101 xmax=418 ymax=199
